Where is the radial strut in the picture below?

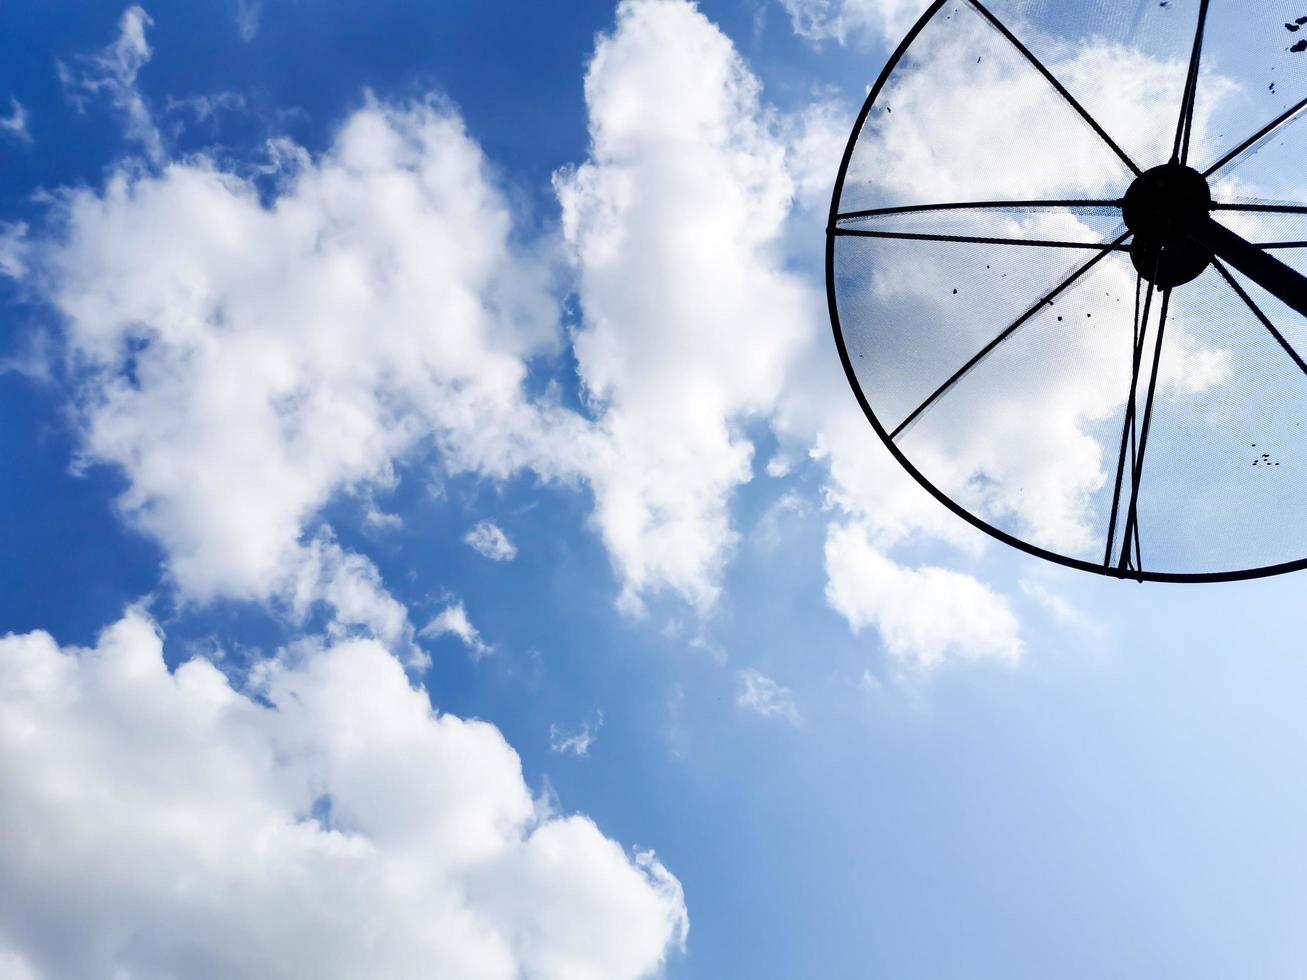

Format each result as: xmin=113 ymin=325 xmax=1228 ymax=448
xmin=966 ymin=0 xmax=1142 ymax=176
xmin=831 ymin=228 xmax=1127 ymax=250
xmin=1118 ymin=288 xmax=1173 ymax=574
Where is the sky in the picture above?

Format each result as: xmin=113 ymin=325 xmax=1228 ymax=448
xmin=1 ymin=1 xmax=1307 ymax=978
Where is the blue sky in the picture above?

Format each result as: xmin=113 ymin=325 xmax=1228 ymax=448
xmin=2 ymin=1 xmax=1307 ymax=978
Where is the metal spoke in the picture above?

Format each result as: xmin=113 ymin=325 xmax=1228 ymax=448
xmin=1128 ymin=280 xmax=1143 ymax=571
xmin=966 ymin=0 xmax=1142 ymax=176
xmin=890 ymin=230 xmax=1132 ymax=440
xmin=1203 ymin=97 xmax=1307 ymax=178
xmin=832 ymin=228 xmax=1127 ymax=249
xmin=1211 ymin=202 xmax=1307 ymax=216
xmin=1172 ymin=0 xmax=1211 ymax=165
xmin=1190 ymin=216 xmax=1307 ymax=318
xmin=1104 ymin=269 xmax=1158 ymax=567
xmin=836 ymin=199 xmax=1121 ymax=222
xmin=1211 ymin=258 xmax=1307 ymax=376
xmin=1118 ymin=288 xmax=1173 ymax=574
xmin=1203 ymin=204 xmax=1307 ymax=251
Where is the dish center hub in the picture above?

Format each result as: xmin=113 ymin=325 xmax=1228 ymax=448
xmin=1122 ymin=162 xmax=1213 ymax=288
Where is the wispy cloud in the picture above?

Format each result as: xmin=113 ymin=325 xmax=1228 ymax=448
xmin=464 ymin=521 xmax=517 ymax=562
xmin=1020 ymin=580 xmax=1106 ymax=641
xmin=550 ymin=710 xmax=604 ymax=757
xmin=419 ymin=600 xmax=492 ymax=659
xmin=58 ymin=6 xmax=163 ymax=162
xmin=753 ymin=490 xmax=808 ymax=551
xmin=0 ymin=223 xmax=26 ymax=280
xmin=736 ymin=668 xmax=799 ymax=724
xmin=233 ymin=0 xmax=261 ymax=42
xmin=0 ymin=97 xmax=30 ymax=143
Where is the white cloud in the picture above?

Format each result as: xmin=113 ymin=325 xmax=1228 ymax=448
xmin=753 ymin=489 xmax=808 ymax=550
xmin=555 ymin=0 xmax=811 ymax=615
xmin=31 ymin=1 xmax=1130 ymax=668
xmin=0 ymin=97 xmax=30 ymax=143
xmin=164 ymin=90 xmax=247 ymax=124
xmin=545 ymin=0 xmax=1034 ymax=660
xmin=284 ymin=532 xmax=415 ymax=654
xmin=736 ymin=667 xmax=799 ymax=723
xmin=0 ymin=223 xmax=26 ymax=280
xmin=58 ymin=6 xmax=163 ymax=162
xmin=779 ymin=0 xmax=922 ymax=47
xmin=360 ymin=489 xmax=403 ymax=530
xmin=0 ymin=610 xmax=687 ymax=979
xmin=39 ymin=0 xmax=1011 ymax=656
xmin=778 ymin=97 xmax=850 ymax=215
xmin=824 ymin=522 xmax=1021 ymax=669
xmin=1020 ymin=579 xmax=1105 ymax=640
xmin=234 ymin=0 xmax=261 ymax=42
xmin=42 ymin=0 xmax=816 ymax=631
xmin=41 ymin=90 xmax=577 ymax=635
xmin=420 ymin=600 xmax=492 ymax=659
xmin=465 ymin=521 xmax=518 ymax=561
xmin=550 ymin=710 xmax=604 ymax=757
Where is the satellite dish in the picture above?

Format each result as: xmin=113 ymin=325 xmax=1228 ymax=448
xmin=828 ymin=0 xmax=1307 ymax=581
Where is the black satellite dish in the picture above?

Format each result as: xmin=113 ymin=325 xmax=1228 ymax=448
xmin=828 ymin=0 xmax=1307 ymax=581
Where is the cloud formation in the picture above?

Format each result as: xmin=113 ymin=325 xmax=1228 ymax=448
xmin=420 ymin=600 xmax=493 ymax=659
xmin=58 ymin=6 xmax=163 ymax=161
xmin=550 ymin=710 xmax=605 ymax=757
xmin=556 ymin=0 xmax=810 ymax=615
xmin=779 ymin=0 xmax=922 ymax=47
xmin=16 ymin=21 xmax=689 ymax=974
xmin=0 ymin=97 xmax=29 ymax=143
xmin=42 ymin=92 xmax=574 ymax=637
xmin=824 ymin=522 xmax=1021 ymax=668
xmin=736 ymin=668 xmax=800 ymax=723
xmin=0 ymin=611 xmax=687 ymax=979
xmin=553 ymin=0 xmax=1028 ymax=661
xmin=33 ymin=0 xmax=1036 ymax=669
xmin=465 ymin=521 xmax=518 ymax=562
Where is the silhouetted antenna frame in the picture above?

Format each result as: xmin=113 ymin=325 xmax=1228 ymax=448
xmin=826 ymin=0 xmax=1307 ymax=583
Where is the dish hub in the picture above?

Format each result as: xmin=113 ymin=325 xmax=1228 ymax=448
xmin=1122 ymin=162 xmax=1214 ymax=288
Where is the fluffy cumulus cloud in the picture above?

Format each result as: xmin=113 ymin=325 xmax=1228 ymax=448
xmin=547 ymin=0 xmax=1028 ymax=661
xmin=555 ymin=0 xmax=810 ymax=614
xmin=41 ymin=0 xmax=814 ymax=628
xmin=31 ymin=0 xmax=1026 ymax=667
xmin=7 ymin=17 xmax=692 ymax=976
xmin=0 ymin=611 xmax=687 ymax=979
xmin=41 ymin=90 xmax=586 ymax=635
xmin=824 ymin=522 xmax=1021 ymax=668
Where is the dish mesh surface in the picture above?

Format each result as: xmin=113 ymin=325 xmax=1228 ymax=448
xmin=829 ymin=0 xmax=1307 ymax=579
